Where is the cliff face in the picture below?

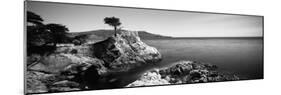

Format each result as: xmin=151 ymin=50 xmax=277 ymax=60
xmin=26 ymin=30 xmax=162 ymax=93
xmin=91 ymin=31 xmax=162 ymax=70
xmin=83 ymin=30 xmax=162 ymax=89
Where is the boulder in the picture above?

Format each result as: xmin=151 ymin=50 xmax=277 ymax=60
xmin=126 ymin=69 xmax=169 ymax=87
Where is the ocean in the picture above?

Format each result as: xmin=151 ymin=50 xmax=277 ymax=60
xmin=143 ymin=38 xmax=263 ymax=79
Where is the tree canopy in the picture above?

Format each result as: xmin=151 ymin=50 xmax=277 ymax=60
xmin=27 ymin=11 xmax=44 ymax=25
xmin=104 ymin=17 xmax=121 ymax=36
xmin=45 ymin=23 xmax=69 ymax=46
xmin=26 ymin=11 xmax=70 ymax=55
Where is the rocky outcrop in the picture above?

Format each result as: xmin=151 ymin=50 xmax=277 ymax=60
xmin=90 ymin=30 xmax=162 ymax=70
xmin=26 ymin=30 xmax=162 ymax=93
xmin=127 ymin=61 xmax=239 ymax=86
xmin=82 ymin=30 xmax=162 ymax=89
xmin=126 ymin=69 xmax=170 ymax=87
xmin=26 ymin=54 xmax=105 ymax=93
xmin=26 ymin=30 xmax=240 ymax=94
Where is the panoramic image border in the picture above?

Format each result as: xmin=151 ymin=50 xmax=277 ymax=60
xmin=24 ymin=1 xmax=264 ymax=94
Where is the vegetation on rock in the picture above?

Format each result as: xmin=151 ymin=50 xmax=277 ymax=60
xmin=104 ymin=17 xmax=122 ymax=36
xmin=27 ymin=11 xmax=71 ymax=56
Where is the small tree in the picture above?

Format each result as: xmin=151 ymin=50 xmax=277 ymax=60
xmin=104 ymin=17 xmax=121 ymax=36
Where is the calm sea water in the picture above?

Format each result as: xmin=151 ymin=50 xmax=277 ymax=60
xmin=143 ymin=38 xmax=263 ymax=79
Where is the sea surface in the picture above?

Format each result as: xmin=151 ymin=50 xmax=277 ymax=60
xmin=143 ymin=38 xmax=263 ymax=79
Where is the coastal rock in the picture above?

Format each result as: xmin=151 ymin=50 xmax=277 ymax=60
xmin=91 ymin=30 xmax=162 ymax=70
xmin=83 ymin=30 xmax=162 ymax=89
xmin=126 ymin=69 xmax=169 ymax=87
xmin=26 ymin=30 xmax=162 ymax=93
xmin=28 ymin=53 xmax=105 ymax=74
xmin=127 ymin=61 xmax=239 ymax=86
xmin=26 ymin=71 xmax=49 ymax=93
xmin=26 ymin=70 xmax=83 ymax=93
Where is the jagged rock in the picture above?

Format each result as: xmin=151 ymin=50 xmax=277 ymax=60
xmin=82 ymin=30 xmax=162 ymax=89
xmin=48 ymin=80 xmax=81 ymax=92
xmin=91 ymin=30 xmax=162 ymax=70
xmin=26 ymin=70 xmax=83 ymax=93
xmin=26 ymin=71 xmax=49 ymax=93
xmin=126 ymin=69 xmax=169 ymax=87
xmin=188 ymin=69 xmax=209 ymax=83
xmin=127 ymin=61 xmax=239 ymax=86
xmin=28 ymin=53 xmax=104 ymax=74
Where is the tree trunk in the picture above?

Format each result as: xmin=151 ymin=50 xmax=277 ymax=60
xmin=53 ymin=42 xmax=57 ymax=47
xmin=114 ymin=26 xmax=117 ymax=36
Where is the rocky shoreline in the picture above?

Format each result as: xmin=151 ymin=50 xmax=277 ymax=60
xmin=127 ymin=61 xmax=239 ymax=87
xmin=26 ymin=30 xmax=240 ymax=94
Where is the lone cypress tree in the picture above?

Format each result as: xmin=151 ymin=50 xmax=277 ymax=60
xmin=104 ymin=17 xmax=121 ymax=36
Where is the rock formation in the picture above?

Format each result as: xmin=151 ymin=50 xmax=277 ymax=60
xmin=26 ymin=30 xmax=240 ymax=94
xmin=26 ymin=30 xmax=162 ymax=93
xmin=126 ymin=69 xmax=170 ymax=87
xmin=127 ymin=61 xmax=239 ymax=86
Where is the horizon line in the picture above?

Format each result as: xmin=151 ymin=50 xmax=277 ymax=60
xmin=69 ymin=29 xmax=263 ymax=38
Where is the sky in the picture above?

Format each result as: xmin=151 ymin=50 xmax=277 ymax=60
xmin=26 ymin=1 xmax=263 ymax=37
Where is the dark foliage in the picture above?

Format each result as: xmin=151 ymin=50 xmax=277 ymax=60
xmin=45 ymin=23 xmax=70 ymax=46
xmin=26 ymin=11 xmax=70 ymax=55
xmin=104 ymin=17 xmax=121 ymax=36
xmin=27 ymin=45 xmax=57 ymax=56
xmin=27 ymin=11 xmax=44 ymax=25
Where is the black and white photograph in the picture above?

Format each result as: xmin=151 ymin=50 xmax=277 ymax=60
xmin=25 ymin=1 xmax=263 ymax=94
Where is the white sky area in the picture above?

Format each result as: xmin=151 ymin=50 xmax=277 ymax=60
xmin=26 ymin=1 xmax=263 ymax=37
